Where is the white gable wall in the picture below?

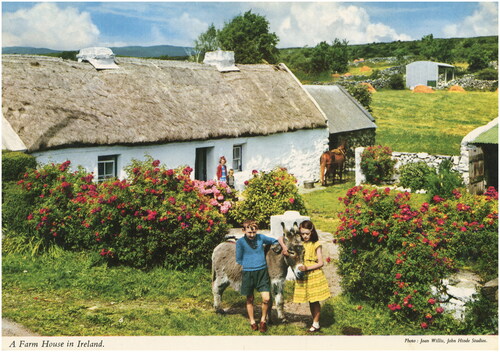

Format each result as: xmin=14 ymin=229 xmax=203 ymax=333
xmin=406 ymin=61 xmax=439 ymax=89
xmin=32 ymin=128 xmax=328 ymax=190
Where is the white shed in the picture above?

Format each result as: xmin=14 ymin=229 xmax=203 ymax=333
xmin=406 ymin=61 xmax=454 ymax=89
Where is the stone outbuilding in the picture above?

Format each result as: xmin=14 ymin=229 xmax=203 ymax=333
xmin=458 ymin=118 xmax=498 ymax=194
xmin=303 ymin=85 xmax=377 ymax=168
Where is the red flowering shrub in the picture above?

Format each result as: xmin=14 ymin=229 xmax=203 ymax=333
xmin=6 ymin=157 xmax=229 ymax=269
xmin=360 ymin=145 xmax=396 ymax=184
xmin=232 ymin=167 xmax=307 ymax=228
xmin=81 ymin=158 xmax=229 ymax=268
xmin=14 ymin=161 xmax=96 ymax=250
xmin=335 ymin=185 xmax=498 ymax=328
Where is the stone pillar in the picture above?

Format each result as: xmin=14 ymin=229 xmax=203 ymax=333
xmin=355 ymin=147 xmax=365 ymax=186
xmin=269 ymin=211 xmax=310 ymax=238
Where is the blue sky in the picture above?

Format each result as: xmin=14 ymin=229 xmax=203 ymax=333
xmin=2 ymin=2 xmax=498 ymax=50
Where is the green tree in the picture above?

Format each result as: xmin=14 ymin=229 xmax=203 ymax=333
xmin=435 ymin=39 xmax=454 ymax=63
xmin=420 ymin=34 xmax=440 ymax=60
xmin=330 ymin=38 xmax=350 ymax=73
xmin=193 ymin=24 xmax=219 ymax=62
xmin=394 ymin=47 xmax=409 ymax=65
xmin=310 ymin=41 xmax=331 ymax=73
xmin=467 ymin=43 xmax=491 ymax=72
xmin=310 ymin=38 xmax=349 ymax=74
xmin=217 ymin=11 xmax=279 ymax=64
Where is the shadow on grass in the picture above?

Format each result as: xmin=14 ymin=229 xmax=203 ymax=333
xmin=218 ymin=303 xmax=311 ymax=326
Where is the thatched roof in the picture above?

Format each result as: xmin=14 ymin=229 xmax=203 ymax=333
xmin=2 ymin=55 xmax=327 ymax=152
xmin=304 ymin=85 xmax=376 ymax=134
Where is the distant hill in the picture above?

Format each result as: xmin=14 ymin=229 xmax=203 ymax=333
xmin=111 ymin=45 xmax=195 ymax=58
xmin=2 ymin=46 xmax=60 ymax=55
xmin=2 ymin=45 xmax=195 ymax=58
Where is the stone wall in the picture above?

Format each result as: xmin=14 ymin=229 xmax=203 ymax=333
xmin=355 ymin=147 xmax=462 ymax=186
xmin=437 ymin=74 xmax=498 ymax=91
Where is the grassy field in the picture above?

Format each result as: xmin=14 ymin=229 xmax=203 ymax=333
xmin=2 ymin=182 xmax=448 ymax=337
xmin=371 ymin=90 xmax=498 ymax=155
xmin=3 ymin=248 xmax=453 ymax=336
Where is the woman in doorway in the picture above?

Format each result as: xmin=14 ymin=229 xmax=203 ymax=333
xmin=216 ymin=156 xmax=228 ymax=183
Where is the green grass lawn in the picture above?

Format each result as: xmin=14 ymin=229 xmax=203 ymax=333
xmin=3 ymin=249 xmax=454 ymax=336
xmin=300 ymin=180 xmax=355 ymax=233
xmin=2 ymin=181 xmax=454 ymax=336
xmin=371 ymin=90 xmax=498 ymax=155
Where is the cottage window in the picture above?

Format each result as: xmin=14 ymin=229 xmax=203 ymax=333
xmin=98 ymin=155 xmax=118 ymax=182
xmin=233 ymin=145 xmax=243 ymax=171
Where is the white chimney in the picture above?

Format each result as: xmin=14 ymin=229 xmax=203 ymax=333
xmin=77 ymin=47 xmax=119 ymax=70
xmin=203 ymin=50 xmax=240 ymax=72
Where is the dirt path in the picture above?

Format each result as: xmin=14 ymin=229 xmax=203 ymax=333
xmin=2 ymin=318 xmax=39 ymax=336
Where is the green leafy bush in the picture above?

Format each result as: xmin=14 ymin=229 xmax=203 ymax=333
xmin=335 ymin=185 xmax=498 ymax=329
xmin=388 ymin=74 xmax=405 ymax=90
xmin=360 ymin=145 xmax=396 ymax=184
xmin=475 ymin=68 xmax=498 ymax=81
xmin=346 ymin=84 xmax=373 ymax=112
xmin=370 ymin=69 xmax=381 ymax=80
xmin=434 ymin=187 xmax=498 ymax=280
xmin=2 ymin=151 xmax=37 ymax=182
xmin=232 ymin=167 xmax=307 ymax=228
xmin=398 ymin=161 xmax=436 ymax=191
xmin=2 ymin=181 xmax=38 ymax=250
xmin=425 ymin=159 xmax=464 ymax=201
xmin=460 ymin=291 xmax=498 ymax=335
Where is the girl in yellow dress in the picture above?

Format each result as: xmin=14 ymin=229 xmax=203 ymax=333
xmin=281 ymin=220 xmax=330 ymax=333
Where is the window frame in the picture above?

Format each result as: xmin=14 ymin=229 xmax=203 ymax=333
xmin=232 ymin=144 xmax=244 ymax=172
xmin=97 ymin=155 xmax=119 ymax=182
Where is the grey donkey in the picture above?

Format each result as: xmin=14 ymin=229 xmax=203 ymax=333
xmin=211 ymin=223 xmax=304 ymax=323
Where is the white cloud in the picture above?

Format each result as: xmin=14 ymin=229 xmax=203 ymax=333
xmin=166 ymin=12 xmax=209 ymax=46
xmin=444 ymin=2 xmax=498 ymax=37
xmin=2 ymin=3 xmax=100 ymax=50
xmin=258 ymin=3 xmax=411 ymax=47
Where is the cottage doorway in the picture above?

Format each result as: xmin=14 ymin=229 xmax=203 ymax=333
xmin=195 ymin=147 xmax=214 ymax=181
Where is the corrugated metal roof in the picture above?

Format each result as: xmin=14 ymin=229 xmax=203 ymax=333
xmin=407 ymin=61 xmax=454 ymax=68
xmin=473 ymin=123 xmax=498 ymax=144
xmin=2 ymin=116 xmax=27 ymax=151
xmin=304 ymin=85 xmax=377 ymax=134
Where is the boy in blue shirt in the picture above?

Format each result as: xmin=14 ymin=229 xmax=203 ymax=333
xmin=236 ymin=219 xmax=278 ymax=333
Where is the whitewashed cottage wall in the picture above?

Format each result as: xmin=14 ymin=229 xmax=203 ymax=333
xmin=33 ymin=128 xmax=328 ymax=190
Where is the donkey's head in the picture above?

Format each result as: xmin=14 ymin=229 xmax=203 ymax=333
xmin=281 ymin=222 xmax=305 ymax=279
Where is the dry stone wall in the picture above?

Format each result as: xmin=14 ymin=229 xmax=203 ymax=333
xmin=355 ymin=147 xmax=462 ymax=186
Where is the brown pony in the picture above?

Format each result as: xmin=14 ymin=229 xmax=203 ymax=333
xmin=320 ymin=142 xmax=346 ymax=186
